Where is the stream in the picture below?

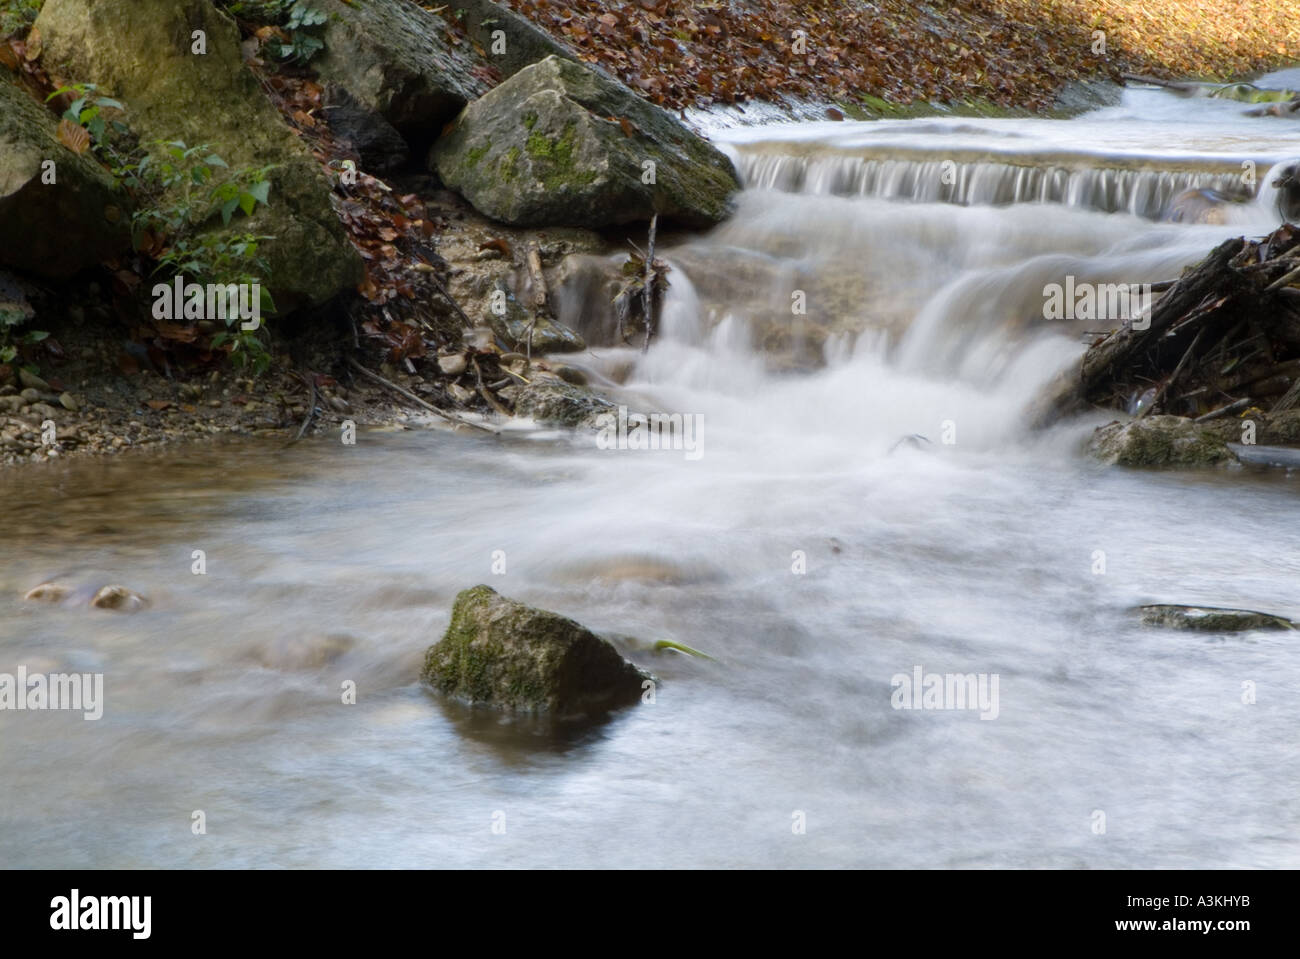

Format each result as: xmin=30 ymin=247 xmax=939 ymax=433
xmin=3 ymin=70 xmax=1300 ymax=869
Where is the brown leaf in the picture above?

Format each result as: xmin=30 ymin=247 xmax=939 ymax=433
xmin=58 ymin=118 xmax=90 ymax=155
xmin=478 ymin=237 xmax=513 ymax=257
xmin=145 ymin=400 xmax=172 ymax=411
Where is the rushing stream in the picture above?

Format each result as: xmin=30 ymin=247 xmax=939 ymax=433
xmin=4 ymin=72 xmax=1300 ymax=869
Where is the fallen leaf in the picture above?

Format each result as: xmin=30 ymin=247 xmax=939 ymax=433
xmin=58 ymin=118 xmax=90 ymax=155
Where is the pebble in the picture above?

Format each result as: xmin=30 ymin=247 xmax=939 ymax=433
xmin=17 ymin=369 xmax=49 ymax=391
xmin=90 ymin=585 xmax=148 ymax=612
xmin=58 ymin=392 xmax=78 ymax=411
xmin=23 ymin=582 xmax=69 ymax=603
xmin=19 ymin=388 xmax=39 ymax=402
xmin=437 ymin=353 xmax=468 ymax=375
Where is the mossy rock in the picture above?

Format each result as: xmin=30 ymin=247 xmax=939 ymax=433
xmin=35 ymin=0 xmax=362 ymax=308
xmin=311 ymin=0 xmax=492 ymax=140
xmin=421 ymin=585 xmax=650 ymax=717
xmin=1140 ymin=604 xmax=1296 ymax=632
xmin=1088 ymin=416 xmax=1237 ymax=468
xmin=0 ymin=71 xmax=131 ymax=277
xmin=486 ymin=278 xmax=584 ymax=353
xmin=513 ymin=379 xmax=615 ymax=428
xmin=431 ymin=55 xmax=739 ymax=228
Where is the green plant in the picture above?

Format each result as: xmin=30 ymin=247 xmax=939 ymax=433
xmin=216 ymin=0 xmax=328 ymax=63
xmin=46 ymin=83 xmax=125 ymax=143
xmin=0 ymin=0 xmax=42 ymax=38
xmin=129 ymin=141 xmax=278 ymax=374
xmin=0 ymin=316 xmax=46 ymax=367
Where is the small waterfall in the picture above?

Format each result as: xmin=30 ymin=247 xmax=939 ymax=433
xmin=734 ymin=149 xmax=1254 ymax=219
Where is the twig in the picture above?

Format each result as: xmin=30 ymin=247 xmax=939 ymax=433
xmin=1265 ymin=264 xmax=1300 ymax=293
xmin=285 ymin=371 xmax=318 ymax=445
xmin=345 ymin=357 xmax=497 ymax=433
xmin=471 ymin=357 xmax=512 ymax=416
xmin=1137 ymin=327 xmax=1205 ymax=420
xmin=643 ymin=213 xmax=657 ymax=354
xmin=1194 ymin=397 xmax=1252 ymax=422
xmin=1272 ymin=377 xmax=1300 ymax=414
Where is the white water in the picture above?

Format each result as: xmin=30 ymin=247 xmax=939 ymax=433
xmin=3 ymin=77 xmax=1300 ymax=868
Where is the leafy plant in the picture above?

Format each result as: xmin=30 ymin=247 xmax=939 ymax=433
xmin=216 ymin=0 xmax=328 ymax=64
xmin=128 ymin=141 xmax=278 ymax=374
xmin=46 ymin=83 xmax=125 ymax=143
xmin=0 ymin=0 xmax=41 ymax=38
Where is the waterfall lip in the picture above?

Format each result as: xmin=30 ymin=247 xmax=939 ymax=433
xmin=730 ymin=142 xmax=1282 ymax=176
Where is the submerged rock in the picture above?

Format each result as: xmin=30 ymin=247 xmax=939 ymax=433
xmin=23 ymin=582 xmax=70 ymax=603
xmin=1088 ymin=416 xmax=1237 ymax=468
xmin=89 ymin=585 xmax=148 ymax=612
xmin=431 ymin=55 xmax=739 ymax=228
xmin=421 ymin=585 xmax=649 ymax=717
xmin=1140 ymin=604 xmax=1296 ymax=632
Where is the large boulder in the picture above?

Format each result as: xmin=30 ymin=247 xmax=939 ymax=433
xmin=0 ymin=72 xmax=130 ymax=276
xmin=310 ymin=0 xmax=494 ymax=141
xmin=34 ymin=0 xmax=362 ymax=307
xmin=431 ymin=55 xmax=740 ymax=228
xmin=422 ymin=585 xmax=649 ymax=717
xmin=453 ymin=0 xmax=580 ymax=80
xmin=1087 ymin=416 xmax=1237 ymax=468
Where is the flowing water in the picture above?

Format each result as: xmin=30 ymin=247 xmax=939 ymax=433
xmin=4 ymin=75 xmax=1300 ymax=869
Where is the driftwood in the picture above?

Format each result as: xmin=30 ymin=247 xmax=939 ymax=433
xmin=346 ymin=357 xmax=498 ymax=434
xmin=1036 ymin=223 xmax=1300 ymax=425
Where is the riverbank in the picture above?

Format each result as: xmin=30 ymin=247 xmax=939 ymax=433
xmin=1 ymin=1 xmax=1298 ymax=470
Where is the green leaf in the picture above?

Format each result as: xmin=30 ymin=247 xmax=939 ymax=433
xmin=221 ymin=197 xmax=240 ymax=225
xmin=204 ymin=154 xmax=229 ymax=168
xmin=247 ymin=180 xmax=271 ymax=205
xmin=238 ymin=193 xmax=257 ymax=217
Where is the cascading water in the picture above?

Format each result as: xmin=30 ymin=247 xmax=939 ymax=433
xmin=3 ymin=72 xmax=1300 ymax=869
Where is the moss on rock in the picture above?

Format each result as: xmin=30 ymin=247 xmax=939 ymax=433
xmin=34 ymin=0 xmax=362 ymax=308
xmin=431 ymin=55 xmax=739 ymax=228
xmin=421 ymin=585 xmax=650 ymax=717
xmin=1088 ymin=415 xmax=1237 ymax=468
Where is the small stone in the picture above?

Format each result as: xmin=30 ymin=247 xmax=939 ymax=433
xmin=59 ymin=392 xmax=79 ymax=411
xmin=18 ymin=368 xmax=49 ymax=391
xmin=24 ymin=582 xmax=69 ymax=603
xmin=19 ymin=388 xmax=39 ymax=402
xmin=90 ymin=585 xmax=148 ymax=612
xmin=437 ymin=353 xmax=468 ymax=375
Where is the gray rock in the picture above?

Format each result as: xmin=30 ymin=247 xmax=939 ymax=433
xmin=421 ymin=584 xmax=649 ymax=717
xmin=311 ymin=0 xmax=492 ymax=139
xmin=35 ymin=0 xmax=362 ymax=308
xmin=486 ymin=279 xmax=585 ymax=353
xmin=431 ymin=55 xmax=740 ymax=228
xmin=437 ymin=352 xmax=468 ymax=375
xmin=0 ymin=73 xmax=131 ymax=277
xmin=452 ymin=0 xmax=583 ymax=80
xmin=513 ymin=379 xmax=615 ymax=428
xmin=18 ymin=369 xmax=49 ymax=391
xmin=1088 ymin=416 xmax=1237 ymax=468
xmin=1140 ymin=604 xmax=1296 ymax=632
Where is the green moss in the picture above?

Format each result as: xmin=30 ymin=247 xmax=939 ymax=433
xmin=499 ymin=145 xmax=520 ymax=181
xmin=523 ymin=112 xmax=538 ymax=130
xmin=463 ymin=142 xmax=490 ymax=168
xmin=523 ymin=123 xmax=597 ymax=191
